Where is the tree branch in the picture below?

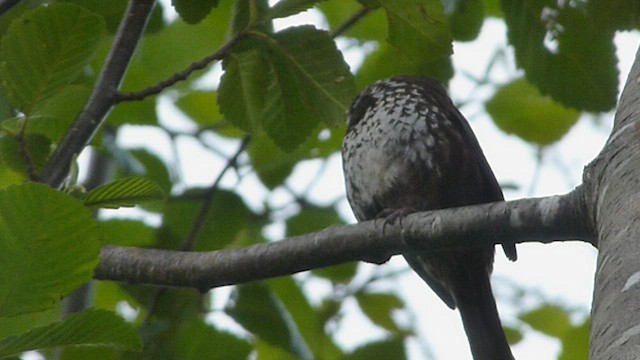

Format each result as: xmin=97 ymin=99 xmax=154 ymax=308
xmin=115 ymin=32 xmax=248 ymax=102
xmin=94 ymin=188 xmax=592 ymax=291
xmin=40 ymin=0 xmax=156 ymax=188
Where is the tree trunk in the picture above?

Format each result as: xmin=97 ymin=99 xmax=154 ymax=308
xmin=586 ymin=45 xmax=640 ymax=359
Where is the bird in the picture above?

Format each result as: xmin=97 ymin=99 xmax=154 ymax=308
xmin=341 ymin=75 xmax=517 ymax=360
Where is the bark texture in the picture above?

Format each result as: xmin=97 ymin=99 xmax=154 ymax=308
xmin=585 ymin=45 xmax=640 ymax=359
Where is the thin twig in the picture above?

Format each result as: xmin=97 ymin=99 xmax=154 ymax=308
xmin=182 ymin=136 xmax=251 ymax=251
xmin=116 ymin=32 xmax=249 ymax=103
xmin=16 ymin=120 xmax=38 ymax=181
xmin=40 ymin=0 xmax=157 ymax=188
xmin=331 ymin=7 xmax=374 ymax=39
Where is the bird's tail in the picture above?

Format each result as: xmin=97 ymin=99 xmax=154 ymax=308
xmin=455 ymin=273 xmax=514 ymax=360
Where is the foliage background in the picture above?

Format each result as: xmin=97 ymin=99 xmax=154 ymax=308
xmin=0 ymin=0 xmax=637 ymax=359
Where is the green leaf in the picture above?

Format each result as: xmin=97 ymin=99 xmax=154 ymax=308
xmin=226 ymin=283 xmax=312 ymax=359
xmin=355 ymin=292 xmax=404 ymax=332
xmin=0 ymin=133 xmax=51 ymax=176
xmin=503 ymin=325 xmax=524 ymax=345
xmin=220 ymin=26 xmax=355 ymax=151
xmin=127 ymin=149 xmax=173 ymax=195
xmin=98 ymin=219 xmax=155 ymax=246
xmin=519 ymin=304 xmax=572 ymax=339
xmin=105 ymin=97 xmax=158 ymax=126
xmin=342 ymin=336 xmax=406 ymax=360
xmin=377 ymin=0 xmax=452 ymax=60
xmin=268 ymin=277 xmax=343 ymax=359
xmin=558 ymin=318 xmax=589 ymax=360
xmin=219 ymin=43 xmax=271 ymax=133
xmin=261 ymin=26 xmax=356 ymax=150
xmin=175 ymin=320 xmax=252 ymax=360
xmin=268 ymin=0 xmax=327 ymax=20
xmin=501 ymin=0 xmax=617 ymax=111
xmin=356 ymin=41 xmax=453 ymax=87
xmin=247 ymin=133 xmax=295 ymax=188
xmin=176 ymin=91 xmax=223 ymax=126
xmin=318 ymin=1 xmax=387 ymax=42
xmin=0 ymin=309 xmax=141 ymax=357
xmin=0 ymin=183 xmax=100 ymax=317
xmin=587 ymin=0 xmax=640 ymax=32
xmin=28 ymin=85 xmax=92 ymax=142
xmin=83 ymin=176 xmax=166 ymax=208
xmin=63 ymin=0 xmax=165 ymax=33
xmin=158 ymin=189 xmax=253 ymax=250
xmin=118 ymin=0 xmax=233 ymax=92
xmin=0 ymin=3 xmax=106 ymax=113
xmin=172 ymin=0 xmax=220 ymax=24
xmin=445 ymin=0 xmax=484 ymax=42
xmin=486 ymin=78 xmax=580 ymax=145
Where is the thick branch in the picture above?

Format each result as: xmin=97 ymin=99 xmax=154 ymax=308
xmin=40 ymin=0 xmax=156 ymax=188
xmin=94 ymin=189 xmax=592 ymax=291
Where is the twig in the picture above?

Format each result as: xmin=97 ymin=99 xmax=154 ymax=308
xmin=16 ymin=120 xmax=38 ymax=181
xmin=116 ymin=32 xmax=249 ymax=102
xmin=182 ymin=136 xmax=251 ymax=251
xmin=331 ymin=7 xmax=373 ymax=39
xmin=40 ymin=0 xmax=157 ymax=188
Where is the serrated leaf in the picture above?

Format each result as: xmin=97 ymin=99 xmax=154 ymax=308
xmin=0 ymin=183 xmax=100 ymax=317
xmin=220 ymin=26 xmax=354 ymax=151
xmin=0 ymin=309 xmax=141 ymax=357
xmin=83 ymin=176 xmax=166 ymax=209
xmin=356 ymin=292 xmax=404 ymax=332
xmin=268 ymin=0 xmax=327 ymax=20
xmin=226 ymin=283 xmax=313 ymax=359
xmin=519 ymin=304 xmax=572 ymax=339
xmin=172 ymin=0 xmax=220 ymax=24
xmin=377 ymin=0 xmax=452 ymax=60
xmin=486 ymin=78 xmax=580 ymax=145
xmin=502 ymin=1 xmax=617 ymax=111
xmin=0 ymin=3 xmax=106 ymax=113
xmin=261 ymin=26 xmax=356 ymax=150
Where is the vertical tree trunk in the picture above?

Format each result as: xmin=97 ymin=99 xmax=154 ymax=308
xmin=586 ymin=45 xmax=640 ymax=359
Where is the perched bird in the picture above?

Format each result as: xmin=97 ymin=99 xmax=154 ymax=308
xmin=342 ymin=76 xmax=517 ymax=360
